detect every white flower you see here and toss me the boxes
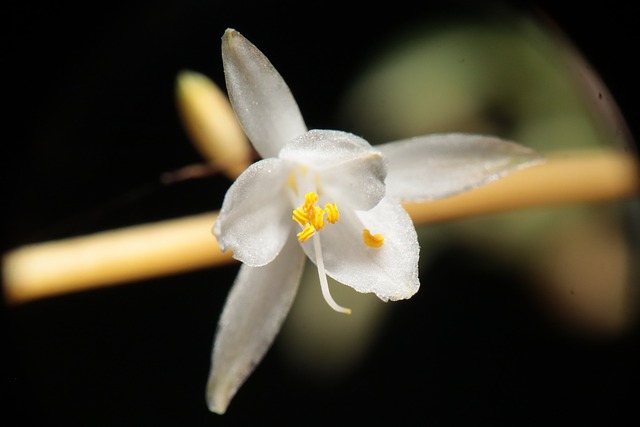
[207,28,542,414]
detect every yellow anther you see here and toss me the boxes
[293,192,339,242]
[297,224,316,242]
[304,192,318,208]
[363,229,384,248]
[325,203,339,224]
[311,206,325,231]
[292,208,310,226]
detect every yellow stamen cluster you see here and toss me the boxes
[292,192,339,242]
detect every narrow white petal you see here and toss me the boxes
[378,133,544,201]
[206,236,306,414]
[213,158,292,267]
[222,29,307,158]
[279,130,387,211]
[301,198,420,301]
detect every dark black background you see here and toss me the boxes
[4,1,639,426]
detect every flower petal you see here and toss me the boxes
[279,130,387,211]
[213,158,292,267]
[206,236,306,414]
[301,197,420,301]
[222,29,307,158]
[378,133,544,201]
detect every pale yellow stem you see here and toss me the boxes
[3,212,234,304]
[2,149,638,305]
[404,148,640,224]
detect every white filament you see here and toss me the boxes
[312,234,351,314]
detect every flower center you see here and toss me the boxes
[292,191,350,315]
[292,191,339,242]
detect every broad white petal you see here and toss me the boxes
[222,29,307,158]
[206,236,306,414]
[280,130,387,210]
[301,198,420,301]
[213,158,292,267]
[378,133,544,201]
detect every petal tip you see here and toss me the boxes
[377,280,420,302]
[222,28,242,46]
[211,219,222,242]
[223,27,238,37]
[206,385,231,415]
[206,366,240,415]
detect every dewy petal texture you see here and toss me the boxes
[378,133,544,201]
[206,236,306,414]
[214,158,292,267]
[222,29,307,158]
[280,130,387,211]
